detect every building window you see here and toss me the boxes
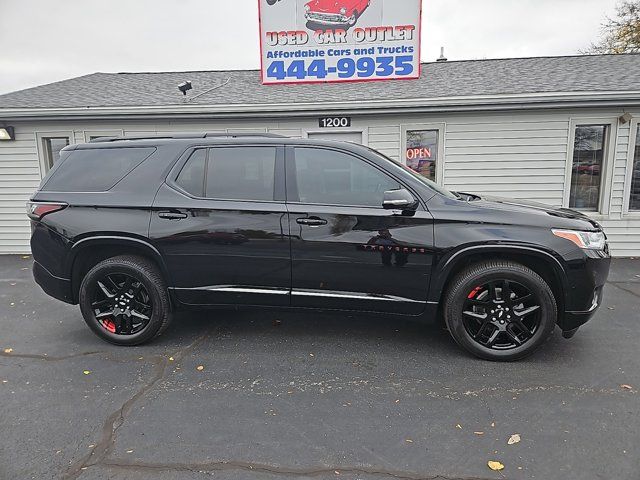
[42,137,70,171]
[405,130,439,182]
[569,125,608,211]
[630,125,640,211]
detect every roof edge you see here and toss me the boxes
[1,91,639,120]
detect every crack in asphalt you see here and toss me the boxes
[61,331,211,480]
[0,350,103,362]
[607,281,640,299]
[98,459,497,480]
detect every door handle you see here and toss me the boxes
[297,217,328,227]
[158,211,188,220]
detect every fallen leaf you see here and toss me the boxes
[83,370,91,375]
[3,348,13,353]
[126,449,134,453]
[334,471,340,475]
[405,439,413,443]
[621,384,633,390]
[196,365,204,371]
[474,431,484,435]
[455,424,462,429]
[309,353,314,357]
[607,307,615,310]
[488,460,504,471]
[168,356,174,361]
[508,434,521,445]
[491,422,496,427]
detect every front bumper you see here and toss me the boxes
[305,11,350,25]
[558,249,611,332]
[33,260,74,304]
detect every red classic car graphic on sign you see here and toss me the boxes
[305,0,371,27]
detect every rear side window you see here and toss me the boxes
[206,147,276,201]
[42,147,155,192]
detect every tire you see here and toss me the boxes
[79,255,172,346]
[443,260,557,361]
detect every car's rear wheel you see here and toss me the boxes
[444,260,557,361]
[79,255,171,346]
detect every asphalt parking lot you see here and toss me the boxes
[1,255,639,480]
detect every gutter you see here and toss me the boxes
[1,91,639,121]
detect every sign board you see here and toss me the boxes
[319,116,352,128]
[259,0,422,85]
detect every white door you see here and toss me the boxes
[307,131,363,144]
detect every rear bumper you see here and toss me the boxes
[33,260,75,304]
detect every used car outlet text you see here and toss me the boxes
[265,25,416,46]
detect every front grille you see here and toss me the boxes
[307,11,344,22]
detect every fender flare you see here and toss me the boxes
[66,235,172,290]
[428,244,568,304]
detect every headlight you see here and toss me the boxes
[340,7,347,14]
[305,4,310,11]
[552,229,606,250]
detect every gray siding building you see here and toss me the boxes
[0,54,639,255]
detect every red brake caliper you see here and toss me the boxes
[467,286,482,299]
[102,318,116,333]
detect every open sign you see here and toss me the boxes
[406,147,432,160]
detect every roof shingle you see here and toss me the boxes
[0,54,639,109]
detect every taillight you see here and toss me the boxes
[27,201,68,220]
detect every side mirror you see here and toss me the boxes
[382,189,418,210]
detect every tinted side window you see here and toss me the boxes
[42,147,155,192]
[205,147,276,201]
[293,148,401,207]
[175,149,207,196]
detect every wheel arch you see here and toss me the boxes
[66,236,171,303]
[430,245,568,316]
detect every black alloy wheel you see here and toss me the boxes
[462,280,541,350]
[79,255,172,346]
[444,260,557,361]
[92,273,153,335]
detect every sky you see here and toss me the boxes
[0,0,619,95]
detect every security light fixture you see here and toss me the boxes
[0,126,15,141]
[178,81,193,96]
[619,113,633,124]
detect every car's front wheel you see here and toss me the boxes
[79,255,172,346]
[444,260,557,361]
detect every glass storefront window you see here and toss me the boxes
[43,137,70,171]
[630,125,640,211]
[569,125,607,211]
[405,130,438,182]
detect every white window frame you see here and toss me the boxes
[35,131,74,177]
[400,123,446,185]
[82,129,124,143]
[563,118,618,216]
[623,118,640,216]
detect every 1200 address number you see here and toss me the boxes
[266,55,415,81]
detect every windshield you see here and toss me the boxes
[365,147,459,200]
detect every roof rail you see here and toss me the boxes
[89,132,286,143]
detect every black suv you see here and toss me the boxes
[28,133,610,361]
